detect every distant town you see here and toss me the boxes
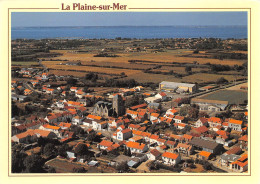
[11,38,248,174]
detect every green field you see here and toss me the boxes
[200,90,248,104]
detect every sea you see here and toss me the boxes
[11,26,247,40]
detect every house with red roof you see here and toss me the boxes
[42,73,48,80]
[70,87,78,92]
[150,113,160,121]
[126,109,138,119]
[116,128,132,141]
[40,124,61,136]
[174,122,186,130]
[125,141,148,154]
[162,152,181,165]
[165,140,177,149]
[110,119,124,128]
[195,117,208,128]
[149,134,160,144]
[238,135,248,149]
[230,154,248,172]
[72,116,85,125]
[165,108,178,116]
[155,92,167,101]
[173,116,185,124]
[93,120,108,130]
[228,119,243,132]
[198,151,212,160]
[147,149,162,160]
[11,129,56,143]
[175,143,194,156]
[98,140,114,150]
[58,122,72,130]
[208,117,223,131]
[190,126,209,136]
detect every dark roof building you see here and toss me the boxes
[190,137,223,154]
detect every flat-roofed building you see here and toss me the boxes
[159,81,197,93]
[191,98,228,111]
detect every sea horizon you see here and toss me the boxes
[11,25,248,40]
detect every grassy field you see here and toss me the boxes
[43,62,140,76]
[48,69,116,79]
[151,66,210,74]
[12,61,39,66]
[182,73,246,83]
[126,72,183,83]
[199,90,248,104]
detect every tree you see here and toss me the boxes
[116,162,129,172]
[127,148,132,157]
[185,66,192,73]
[58,143,70,157]
[43,143,56,157]
[83,86,89,93]
[47,167,56,173]
[216,77,228,84]
[198,112,209,118]
[74,143,89,156]
[72,167,86,173]
[179,97,190,104]
[123,147,128,156]
[12,151,27,173]
[23,154,45,173]
[67,77,77,85]
[232,113,245,120]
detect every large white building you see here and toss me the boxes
[159,81,197,93]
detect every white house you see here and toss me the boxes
[155,92,167,101]
[147,149,161,160]
[93,121,108,130]
[173,116,185,123]
[228,119,243,132]
[150,113,160,121]
[98,140,114,150]
[195,117,208,128]
[165,108,178,116]
[72,116,85,125]
[162,152,181,165]
[116,128,132,141]
[125,141,149,154]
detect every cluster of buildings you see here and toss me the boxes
[11,70,248,173]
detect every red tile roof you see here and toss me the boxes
[162,152,179,160]
[99,140,113,147]
[121,128,132,134]
[229,119,243,125]
[126,141,146,150]
[199,151,211,158]
[150,149,161,157]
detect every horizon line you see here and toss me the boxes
[11,25,247,28]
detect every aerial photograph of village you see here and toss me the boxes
[11,12,248,174]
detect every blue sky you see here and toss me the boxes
[11,12,247,27]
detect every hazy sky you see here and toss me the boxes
[12,12,247,27]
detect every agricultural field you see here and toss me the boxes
[126,72,183,83]
[151,66,210,74]
[12,61,39,66]
[48,49,246,66]
[225,82,248,91]
[12,38,248,85]
[182,73,247,83]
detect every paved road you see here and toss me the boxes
[23,82,43,94]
